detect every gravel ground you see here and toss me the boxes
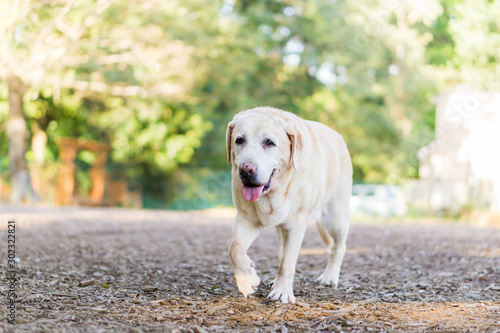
[0,205,499,332]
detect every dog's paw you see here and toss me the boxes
[234,265,260,298]
[268,288,296,304]
[267,279,295,304]
[315,273,339,288]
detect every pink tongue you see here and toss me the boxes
[241,185,265,202]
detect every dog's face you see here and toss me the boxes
[227,111,303,202]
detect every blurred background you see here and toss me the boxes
[0,0,499,224]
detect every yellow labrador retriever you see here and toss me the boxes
[227,107,353,303]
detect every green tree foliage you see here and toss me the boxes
[0,0,497,208]
[448,0,500,90]
[0,0,211,201]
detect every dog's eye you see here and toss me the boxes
[235,137,245,145]
[264,139,275,148]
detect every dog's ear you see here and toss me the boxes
[286,126,304,170]
[226,121,235,163]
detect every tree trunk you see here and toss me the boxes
[6,74,36,203]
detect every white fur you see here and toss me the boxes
[227,107,353,303]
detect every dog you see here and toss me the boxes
[226,107,353,303]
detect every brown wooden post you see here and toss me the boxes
[31,124,47,198]
[88,142,110,204]
[55,138,79,205]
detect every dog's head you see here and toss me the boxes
[226,107,304,202]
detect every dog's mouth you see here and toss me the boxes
[241,169,275,202]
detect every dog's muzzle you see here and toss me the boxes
[240,167,275,202]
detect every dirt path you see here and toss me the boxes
[1,205,499,332]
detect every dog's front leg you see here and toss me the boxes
[229,215,262,298]
[268,220,307,304]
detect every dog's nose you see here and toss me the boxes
[239,162,257,180]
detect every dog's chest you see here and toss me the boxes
[251,197,292,226]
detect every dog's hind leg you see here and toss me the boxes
[315,193,350,288]
[269,226,285,288]
[276,226,284,263]
[316,220,333,250]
